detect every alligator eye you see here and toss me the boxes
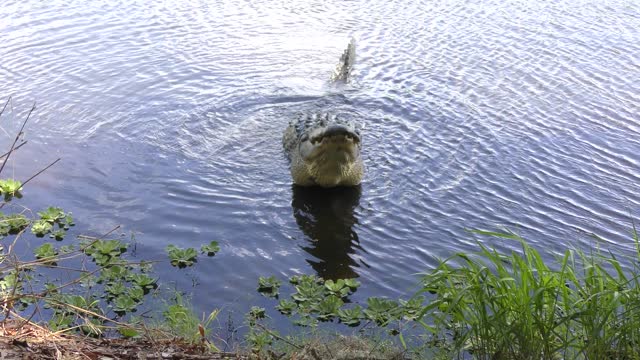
[300,134,309,142]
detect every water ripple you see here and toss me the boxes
[1,0,639,313]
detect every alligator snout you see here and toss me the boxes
[310,125,360,144]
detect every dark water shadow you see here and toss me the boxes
[291,185,365,279]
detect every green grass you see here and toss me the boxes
[418,229,640,359]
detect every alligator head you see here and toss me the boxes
[283,112,363,187]
[282,39,363,187]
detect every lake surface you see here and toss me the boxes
[2,0,639,321]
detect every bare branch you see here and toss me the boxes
[0,96,11,119]
[0,140,27,160]
[20,157,61,189]
[0,102,36,175]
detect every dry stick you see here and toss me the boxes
[0,141,27,160]
[0,102,35,176]
[17,265,48,332]
[0,226,123,271]
[16,245,146,332]
[24,258,159,297]
[1,253,28,321]
[323,342,335,359]
[20,157,61,189]
[0,156,61,210]
[33,296,131,329]
[79,225,122,243]
[255,323,303,350]
[3,225,121,328]
[0,228,31,321]
[5,226,29,266]
[0,97,11,119]
[19,225,126,278]
[3,247,94,272]
[7,310,63,340]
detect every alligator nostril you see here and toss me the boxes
[322,125,360,142]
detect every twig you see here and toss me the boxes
[30,296,130,328]
[323,342,335,359]
[77,225,122,243]
[6,224,29,261]
[0,96,10,119]
[255,323,303,350]
[0,141,26,160]
[0,102,35,175]
[20,157,61,189]
[16,272,46,332]
[7,310,62,340]
[2,256,28,321]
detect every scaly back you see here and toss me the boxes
[330,38,356,83]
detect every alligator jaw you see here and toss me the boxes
[309,124,360,145]
[300,124,360,162]
[293,123,362,187]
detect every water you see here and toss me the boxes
[1,0,639,321]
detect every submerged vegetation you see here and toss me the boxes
[2,99,640,359]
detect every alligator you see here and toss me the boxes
[282,39,364,188]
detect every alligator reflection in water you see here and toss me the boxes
[291,186,365,279]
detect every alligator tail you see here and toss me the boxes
[331,38,356,83]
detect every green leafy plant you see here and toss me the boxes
[248,306,266,321]
[38,207,64,223]
[160,294,220,351]
[343,278,360,290]
[31,220,53,237]
[200,241,220,256]
[113,295,138,315]
[363,297,402,326]
[50,229,66,241]
[105,282,127,300]
[0,213,29,235]
[275,299,296,316]
[314,295,344,321]
[128,273,157,293]
[400,296,425,321]
[166,245,198,268]
[0,179,22,200]
[338,305,364,327]
[127,287,145,302]
[45,294,104,336]
[324,279,351,298]
[33,243,58,265]
[98,265,129,284]
[35,207,74,238]
[292,280,325,305]
[289,274,323,286]
[118,326,140,338]
[254,274,366,331]
[82,239,128,266]
[257,276,281,298]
